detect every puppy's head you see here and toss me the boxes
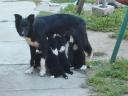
[14,14,35,37]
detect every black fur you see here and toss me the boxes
[68,42,85,69]
[14,14,92,70]
[56,35,73,75]
[46,35,71,79]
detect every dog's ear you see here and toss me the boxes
[14,14,22,21]
[27,14,35,24]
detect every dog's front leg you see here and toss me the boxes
[40,58,46,76]
[39,38,48,77]
[25,46,36,74]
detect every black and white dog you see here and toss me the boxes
[45,34,73,79]
[14,14,93,76]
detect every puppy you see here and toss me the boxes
[46,34,72,79]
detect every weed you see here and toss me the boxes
[62,4,128,39]
[86,59,128,96]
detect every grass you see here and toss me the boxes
[17,0,42,5]
[61,4,128,39]
[62,4,124,32]
[86,59,128,96]
[51,0,95,3]
[38,11,53,16]
[51,0,76,3]
[85,0,95,3]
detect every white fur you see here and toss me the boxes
[25,67,34,74]
[65,42,69,58]
[80,65,87,70]
[59,46,65,52]
[52,48,58,56]
[69,36,74,43]
[22,31,25,36]
[73,44,78,51]
[84,51,93,58]
[53,34,57,38]
[84,52,88,57]
[90,51,93,59]
[56,34,61,37]
[50,76,55,78]
[40,58,46,76]
[36,49,42,54]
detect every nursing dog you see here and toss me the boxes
[14,14,93,76]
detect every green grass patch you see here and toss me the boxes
[17,0,41,5]
[51,0,95,3]
[87,59,128,96]
[38,11,53,16]
[86,0,95,3]
[51,0,75,3]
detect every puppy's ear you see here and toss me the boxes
[14,14,22,20]
[27,14,35,24]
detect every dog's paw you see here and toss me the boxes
[50,75,55,78]
[39,70,46,77]
[25,67,34,74]
[80,65,87,70]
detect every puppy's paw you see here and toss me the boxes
[39,70,46,77]
[25,67,34,74]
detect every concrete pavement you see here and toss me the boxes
[0,64,89,96]
[0,1,90,96]
[0,0,128,96]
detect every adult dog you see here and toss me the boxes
[14,14,93,76]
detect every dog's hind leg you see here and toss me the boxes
[39,58,46,76]
[71,25,93,58]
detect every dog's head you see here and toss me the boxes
[14,14,35,37]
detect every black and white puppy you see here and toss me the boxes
[46,34,72,79]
